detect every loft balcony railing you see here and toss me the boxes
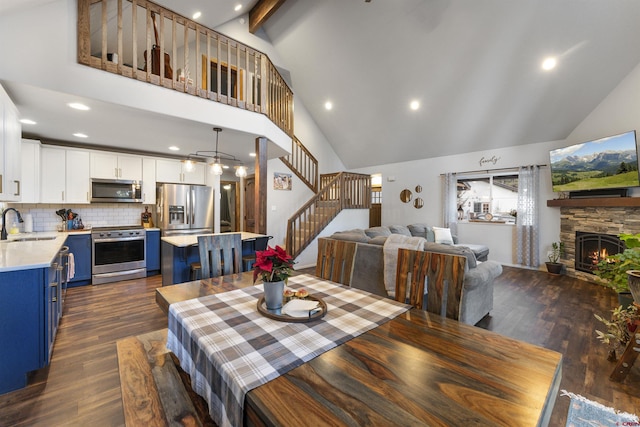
[77,0,294,137]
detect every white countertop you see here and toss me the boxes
[0,228,161,273]
[161,232,268,248]
[0,232,70,273]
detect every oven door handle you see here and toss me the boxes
[93,236,145,243]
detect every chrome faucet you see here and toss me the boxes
[1,208,23,240]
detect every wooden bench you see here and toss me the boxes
[116,329,209,426]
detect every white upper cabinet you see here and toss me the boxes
[20,139,41,204]
[41,146,90,204]
[0,85,22,202]
[142,157,156,204]
[90,152,142,181]
[155,158,205,185]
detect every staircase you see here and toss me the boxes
[285,172,371,259]
[279,136,318,193]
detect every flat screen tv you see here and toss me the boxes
[549,130,640,193]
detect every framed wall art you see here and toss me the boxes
[274,172,292,190]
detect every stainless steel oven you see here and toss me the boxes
[91,226,146,285]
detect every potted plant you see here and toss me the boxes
[545,241,565,274]
[594,303,640,361]
[594,233,640,306]
[253,245,295,310]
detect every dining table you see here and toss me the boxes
[157,272,563,427]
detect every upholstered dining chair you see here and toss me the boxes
[395,248,466,321]
[198,233,243,278]
[315,237,358,286]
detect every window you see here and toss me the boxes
[457,174,518,223]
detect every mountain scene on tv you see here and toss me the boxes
[550,131,640,192]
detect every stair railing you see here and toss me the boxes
[280,136,318,193]
[286,172,371,258]
[77,0,294,137]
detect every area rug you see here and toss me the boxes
[562,390,639,427]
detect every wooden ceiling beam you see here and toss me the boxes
[249,0,287,34]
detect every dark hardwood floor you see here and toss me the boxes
[0,266,639,426]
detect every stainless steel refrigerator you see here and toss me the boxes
[157,183,214,236]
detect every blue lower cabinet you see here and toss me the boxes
[65,234,91,287]
[146,230,160,275]
[161,241,200,285]
[0,267,50,395]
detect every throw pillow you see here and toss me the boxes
[331,229,370,243]
[365,226,391,238]
[389,225,412,236]
[407,223,429,239]
[433,227,454,245]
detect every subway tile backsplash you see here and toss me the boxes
[2,203,156,232]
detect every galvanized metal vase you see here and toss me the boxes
[264,280,285,310]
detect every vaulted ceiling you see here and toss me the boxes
[3,0,640,170]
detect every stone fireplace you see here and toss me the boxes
[574,231,625,274]
[554,201,640,283]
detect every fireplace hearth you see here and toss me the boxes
[575,232,625,274]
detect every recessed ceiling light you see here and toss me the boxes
[249,152,256,157]
[541,57,557,71]
[20,119,36,125]
[192,11,201,20]
[324,101,333,111]
[235,4,242,12]
[410,100,420,110]
[169,146,180,151]
[68,102,90,111]
[73,133,88,138]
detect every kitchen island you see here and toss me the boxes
[160,232,268,286]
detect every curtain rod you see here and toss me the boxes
[440,164,548,176]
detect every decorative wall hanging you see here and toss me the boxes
[274,172,292,190]
[400,189,412,203]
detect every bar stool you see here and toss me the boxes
[190,262,202,280]
[243,236,272,271]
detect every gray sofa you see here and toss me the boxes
[326,224,503,325]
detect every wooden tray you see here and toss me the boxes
[256,295,327,323]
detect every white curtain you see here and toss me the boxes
[516,166,540,267]
[443,173,458,236]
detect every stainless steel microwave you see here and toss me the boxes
[90,179,142,203]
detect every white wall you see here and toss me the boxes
[352,140,562,266]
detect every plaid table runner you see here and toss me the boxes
[166,274,410,427]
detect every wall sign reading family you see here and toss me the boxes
[274,172,292,190]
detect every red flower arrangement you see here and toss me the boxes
[253,245,295,283]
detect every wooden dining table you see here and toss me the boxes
[156,272,562,427]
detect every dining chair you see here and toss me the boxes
[242,236,273,271]
[395,248,466,320]
[315,237,358,286]
[198,233,243,278]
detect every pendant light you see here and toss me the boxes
[210,127,224,176]
[186,127,248,176]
